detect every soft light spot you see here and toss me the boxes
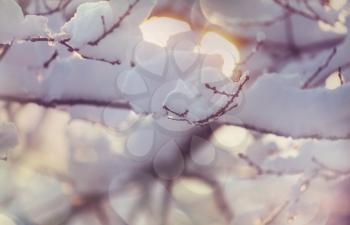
[300,184,308,192]
[172,178,213,201]
[198,32,240,77]
[140,17,240,77]
[213,125,248,150]
[318,20,347,34]
[329,0,347,10]
[325,71,342,90]
[140,17,191,47]
[0,215,16,225]
[253,218,263,225]
[177,178,212,195]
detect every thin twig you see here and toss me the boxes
[164,76,249,125]
[338,67,344,85]
[273,0,335,26]
[88,0,141,46]
[0,44,11,61]
[43,50,58,68]
[28,37,122,65]
[302,47,337,89]
[26,0,73,16]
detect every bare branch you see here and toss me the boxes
[312,157,350,179]
[236,40,264,66]
[164,76,249,125]
[273,0,336,26]
[160,181,173,225]
[302,47,337,89]
[88,0,141,46]
[28,37,123,65]
[26,0,73,16]
[260,201,290,225]
[43,50,58,68]
[338,67,344,86]
[238,153,299,176]
[183,170,234,222]
[0,95,131,110]
[227,13,290,27]
[0,44,11,61]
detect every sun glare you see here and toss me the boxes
[198,31,240,77]
[140,17,240,77]
[140,17,191,47]
[325,70,343,90]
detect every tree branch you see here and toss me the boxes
[0,95,131,110]
[302,47,337,89]
[87,0,141,46]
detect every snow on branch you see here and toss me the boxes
[300,31,350,88]
[27,35,124,66]
[272,0,340,25]
[23,0,73,16]
[0,94,131,110]
[164,76,250,125]
[87,0,141,46]
[225,73,350,140]
[62,0,155,47]
[302,47,337,89]
[0,0,48,43]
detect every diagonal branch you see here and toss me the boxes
[273,0,336,26]
[24,0,73,16]
[302,47,337,89]
[88,0,141,46]
[0,44,11,61]
[164,76,249,125]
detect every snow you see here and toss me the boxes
[228,73,350,139]
[62,0,155,47]
[43,57,123,101]
[0,0,349,224]
[59,0,157,67]
[62,1,115,47]
[263,140,350,172]
[0,0,48,43]
[198,0,347,47]
[118,35,242,122]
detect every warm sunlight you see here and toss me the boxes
[325,70,343,89]
[0,214,16,225]
[3,1,349,224]
[140,17,240,77]
[212,125,250,152]
[140,17,191,47]
[197,32,240,77]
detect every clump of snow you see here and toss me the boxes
[118,37,242,123]
[62,0,155,47]
[0,0,48,43]
[231,73,350,139]
[61,0,155,65]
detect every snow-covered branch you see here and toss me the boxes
[225,73,350,140]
